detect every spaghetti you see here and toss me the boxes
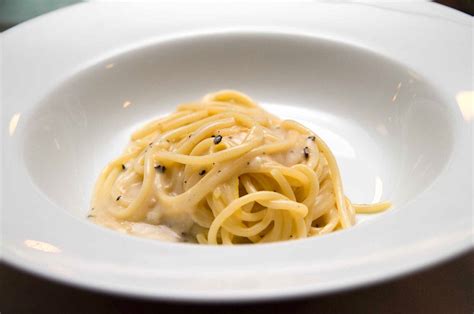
[90,90,390,244]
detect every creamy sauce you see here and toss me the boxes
[90,125,316,242]
[89,208,182,242]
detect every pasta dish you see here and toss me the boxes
[90,90,390,244]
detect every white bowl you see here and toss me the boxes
[2,1,472,302]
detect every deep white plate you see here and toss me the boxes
[2,1,472,302]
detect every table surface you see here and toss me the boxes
[1,1,472,313]
[1,251,472,313]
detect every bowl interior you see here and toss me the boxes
[22,32,454,225]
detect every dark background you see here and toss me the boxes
[1,1,472,313]
[435,0,474,13]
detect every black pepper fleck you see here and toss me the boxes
[211,135,216,138]
[87,214,95,218]
[199,169,206,176]
[155,165,166,173]
[303,146,309,159]
[307,135,316,141]
[213,135,222,144]
[116,195,122,201]
[304,147,310,159]
[121,164,126,170]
